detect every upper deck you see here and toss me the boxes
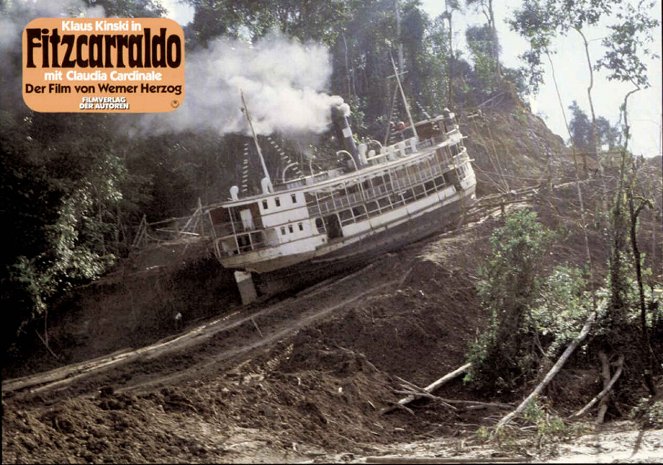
[212,123,465,211]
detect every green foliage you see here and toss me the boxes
[568,101,592,151]
[531,258,660,361]
[522,399,584,445]
[185,0,356,47]
[508,0,559,93]
[466,24,500,93]
[466,209,553,394]
[531,266,592,357]
[600,258,661,327]
[595,0,659,89]
[0,111,133,348]
[478,399,584,450]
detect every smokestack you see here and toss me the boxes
[331,102,360,167]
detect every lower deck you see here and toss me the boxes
[217,173,476,273]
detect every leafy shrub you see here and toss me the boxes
[466,209,553,394]
[531,265,593,357]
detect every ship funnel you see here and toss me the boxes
[331,103,362,167]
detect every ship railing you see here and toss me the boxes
[417,134,447,149]
[216,229,268,256]
[210,220,261,238]
[307,160,450,217]
[366,151,390,165]
[236,235,266,254]
[314,190,365,216]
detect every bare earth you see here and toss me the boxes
[3,193,661,463]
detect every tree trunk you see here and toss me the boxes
[571,353,624,420]
[629,193,656,395]
[445,1,454,107]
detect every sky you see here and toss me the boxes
[161,0,662,158]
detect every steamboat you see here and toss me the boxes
[207,82,477,302]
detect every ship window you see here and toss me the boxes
[414,184,425,199]
[275,197,281,207]
[367,201,379,215]
[315,217,324,231]
[280,226,286,235]
[298,223,303,231]
[434,176,445,187]
[291,193,297,203]
[262,200,268,209]
[288,224,294,233]
[424,180,435,193]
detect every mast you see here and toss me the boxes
[390,52,418,140]
[240,90,272,191]
[395,0,405,73]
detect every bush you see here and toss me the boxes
[466,209,553,394]
[531,265,593,357]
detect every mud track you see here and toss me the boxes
[3,256,410,400]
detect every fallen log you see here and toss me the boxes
[446,399,512,410]
[495,312,596,430]
[393,389,511,410]
[393,389,457,410]
[395,375,423,392]
[571,354,624,420]
[382,363,471,414]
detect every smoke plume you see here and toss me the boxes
[142,32,344,136]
